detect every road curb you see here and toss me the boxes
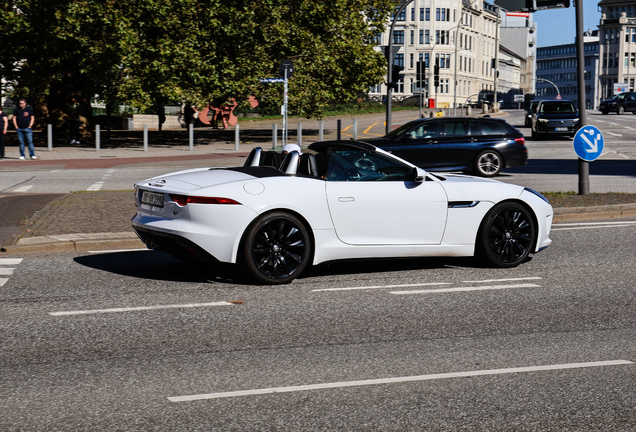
[1,232,145,254]
[552,203,636,223]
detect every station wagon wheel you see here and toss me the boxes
[477,202,536,268]
[617,105,625,115]
[474,150,502,177]
[241,212,311,284]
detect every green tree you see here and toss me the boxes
[0,0,394,127]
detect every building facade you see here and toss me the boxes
[535,36,600,109]
[598,0,636,99]
[370,0,502,108]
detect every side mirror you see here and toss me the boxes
[412,166,426,182]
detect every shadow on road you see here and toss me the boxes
[506,159,636,177]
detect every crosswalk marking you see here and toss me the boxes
[13,185,33,193]
[0,258,22,287]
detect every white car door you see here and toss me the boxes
[324,149,448,245]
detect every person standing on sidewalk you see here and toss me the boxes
[12,99,36,160]
[0,106,7,159]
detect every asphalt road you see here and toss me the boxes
[2,219,636,430]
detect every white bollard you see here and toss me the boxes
[297,122,302,147]
[47,124,53,151]
[143,124,148,151]
[189,124,194,151]
[96,125,100,151]
[353,118,357,141]
[235,124,240,151]
[272,124,278,149]
[319,120,324,142]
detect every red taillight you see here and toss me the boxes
[170,194,240,206]
[515,137,525,146]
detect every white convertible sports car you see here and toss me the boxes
[132,141,553,284]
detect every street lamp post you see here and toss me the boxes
[386,0,414,135]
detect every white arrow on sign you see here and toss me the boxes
[580,129,601,153]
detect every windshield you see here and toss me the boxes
[612,93,627,100]
[539,102,576,114]
[384,120,425,138]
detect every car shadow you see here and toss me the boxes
[73,251,245,285]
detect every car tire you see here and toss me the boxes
[531,128,537,139]
[601,110,609,115]
[617,106,625,115]
[474,150,503,177]
[476,201,536,268]
[240,211,311,284]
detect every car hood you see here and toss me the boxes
[435,173,525,202]
[600,98,619,104]
[137,168,256,192]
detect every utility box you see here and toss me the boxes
[123,116,134,131]
[428,98,436,109]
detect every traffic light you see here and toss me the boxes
[493,0,569,12]
[433,64,440,88]
[416,61,426,88]
[390,64,404,90]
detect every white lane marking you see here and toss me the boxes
[0,278,8,287]
[555,221,636,226]
[49,301,236,316]
[606,132,622,137]
[462,277,542,283]
[313,282,452,292]
[13,185,33,193]
[552,224,632,231]
[0,258,23,265]
[87,182,105,191]
[167,360,633,402]
[0,268,15,275]
[87,248,149,254]
[391,283,540,295]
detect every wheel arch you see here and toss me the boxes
[474,198,540,254]
[236,207,316,265]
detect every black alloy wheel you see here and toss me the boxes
[474,150,503,177]
[241,212,311,284]
[477,202,536,268]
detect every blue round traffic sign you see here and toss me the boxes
[573,125,604,162]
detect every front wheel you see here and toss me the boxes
[617,105,625,115]
[474,150,502,177]
[476,202,536,268]
[601,110,609,115]
[240,212,311,284]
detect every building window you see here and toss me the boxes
[425,30,430,44]
[410,30,414,44]
[426,8,430,21]
[411,8,415,21]
[445,54,451,68]
[419,30,424,44]
[631,52,636,67]
[425,52,430,67]
[394,30,404,45]
[395,9,406,21]
[410,53,414,68]
[394,54,404,68]
[436,8,440,21]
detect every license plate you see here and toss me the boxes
[141,190,164,208]
[555,127,568,131]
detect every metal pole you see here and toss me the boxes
[297,122,302,146]
[283,68,288,147]
[272,123,278,149]
[235,124,240,151]
[189,123,194,151]
[95,125,100,151]
[47,124,53,151]
[493,6,500,113]
[337,119,341,141]
[353,118,357,140]
[143,124,148,151]
[319,120,324,142]
[576,0,589,195]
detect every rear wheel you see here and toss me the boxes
[240,212,311,284]
[476,202,536,268]
[474,150,502,177]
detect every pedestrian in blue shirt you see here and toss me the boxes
[13,99,36,160]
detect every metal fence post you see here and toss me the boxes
[189,124,194,151]
[143,124,148,151]
[47,124,53,151]
[272,124,278,149]
[235,124,240,151]
[337,120,341,141]
[353,118,357,141]
[319,120,324,142]
[96,125,100,151]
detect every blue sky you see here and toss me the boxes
[533,1,602,47]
